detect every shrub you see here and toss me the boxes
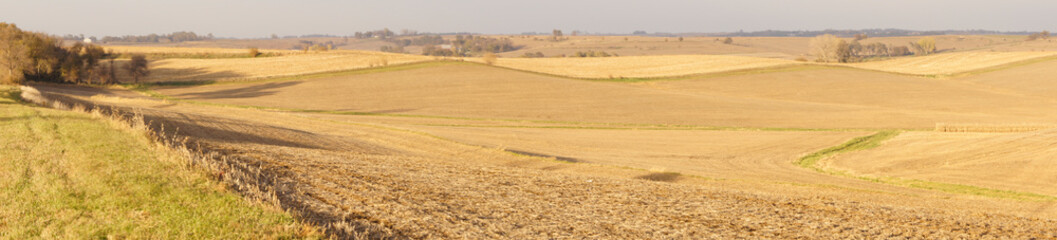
[422,45,455,56]
[125,54,150,83]
[379,45,405,53]
[570,50,614,58]
[95,59,116,84]
[1027,31,1050,41]
[310,44,329,52]
[521,52,545,58]
[890,46,911,56]
[722,37,733,44]
[248,47,260,58]
[482,52,497,65]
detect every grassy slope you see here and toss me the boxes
[0,86,316,239]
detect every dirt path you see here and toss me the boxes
[27,83,1057,239]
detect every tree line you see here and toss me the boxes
[420,35,517,57]
[1,23,149,85]
[97,31,213,43]
[810,34,931,63]
[353,29,396,39]
[387,35,446,47]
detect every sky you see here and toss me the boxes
[1,0,1054,38]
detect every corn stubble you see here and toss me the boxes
[27,84,1057,239]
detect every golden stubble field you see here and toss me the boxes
[827,129,1057,196]
[109,48,434,83]
[39,38,1057,237]
[154,63,1057,129]
[30,82,1057,238]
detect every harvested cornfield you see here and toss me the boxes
[20,40,1057,239]
[847,51,1057,76]
[30,84,1057,239]
[479,55,799,79]
[123,51,433,83]
[829,129,1057,197]
[155,63,1057,129]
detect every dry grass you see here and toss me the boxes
[473,54,798,79]
[5,86,320,238]
[846,51,1057,76]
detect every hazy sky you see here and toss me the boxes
[1,0,1054,38]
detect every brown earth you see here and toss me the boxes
[28,83,1057,239]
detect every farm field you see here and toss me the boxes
[110,49,434,83]
[827,129,1057,196]
[21,35,1057,238]
[960,58,1057,99]
[846,51,1057,76]
[482,54,798,79]
[28,81,1057,238]
[153,63,1057,129]
[12,0,1057,237]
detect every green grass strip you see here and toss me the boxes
[796,131,901,170]
[797,130,1057,201]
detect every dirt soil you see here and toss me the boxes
[28,83,1057,239]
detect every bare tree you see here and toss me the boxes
[810,34,841,62]
[81,44,106,84]
[125,54,150,83]
[909,37,936,55]
[890,46,911,56]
